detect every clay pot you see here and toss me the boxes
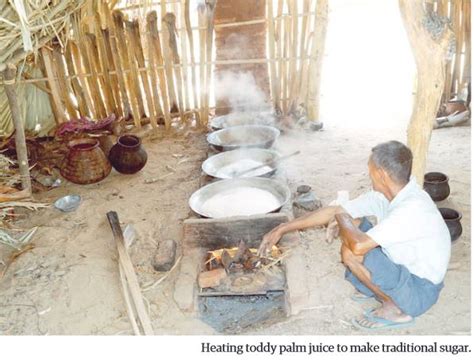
[439,208,463,243]
[61,138,112,184]
[423,172,450,202]
[108,135,147,174]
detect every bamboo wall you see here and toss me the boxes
[1,0,470,137]
[435,0,471,103]
[3,0,321,135]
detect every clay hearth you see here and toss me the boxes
[175,213,309,323]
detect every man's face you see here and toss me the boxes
[368,157,384,193]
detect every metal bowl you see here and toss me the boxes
[207,125,280,152]
[189,178,290,218]
[202,148,280,179]
[210,111,275,131]
[54,195,81,212]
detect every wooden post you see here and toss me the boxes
[2,64,32,194]
[399,0,454,184]
[307,0,328,123]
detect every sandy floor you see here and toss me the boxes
[0,123,470,335]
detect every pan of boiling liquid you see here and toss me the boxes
[202,148,280,179]
[189,178,291,218]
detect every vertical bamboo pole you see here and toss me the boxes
[85,33,116,116]
[202,0,216,126]
[126,19,158,128]
[95,20,122,117]
[198,3,207,125]
[2,64,31,193]
[282,15,290,114]
[179,0,190,111]
[267,0,280,112]
[78,36,107,119]
[296,0,311,105]
[69,41,97,119]
[64,42,90,117]
[145,19,165,122]
[102,4,132,119]
[287,0,299,113]
[100,28,124,118]
[147,11,172,129]
[185,0,199,112]
[163,13,185,122]
[52,48,79,120]
[307,0,328,123]
[113,10,143,127]
[40,48,66,123]
[275,0,284,112]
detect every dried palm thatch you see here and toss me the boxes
[0,0,86,71]
[0,0,88,138]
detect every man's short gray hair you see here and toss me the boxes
[371,141,413,184]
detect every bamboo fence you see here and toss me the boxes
[435,0,471,103]
[0,0,326,136]
[0,0,470,137]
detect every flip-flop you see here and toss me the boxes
[351,316,415,331]
[350,292,374,303]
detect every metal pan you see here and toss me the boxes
[189,177,290,218]
[202,148,280,179]
[207,125,280,152]
[210,111,276,131]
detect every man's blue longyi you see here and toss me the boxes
[344,218,444,317]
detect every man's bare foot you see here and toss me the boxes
[369,301,413,323]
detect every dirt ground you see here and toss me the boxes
[0,123,470,335]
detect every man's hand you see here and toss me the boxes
[257,224,284,257]
[326,219,339,244]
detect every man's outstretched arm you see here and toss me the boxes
[257,205,346,256]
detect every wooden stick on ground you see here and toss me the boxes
[147,11,172,129]
[107,211,154,336]
[2,64,32,193]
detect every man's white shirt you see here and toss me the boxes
[342,177,451,284]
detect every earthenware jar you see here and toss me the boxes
[108,135,147,174]
[423,172,450,202]
[438,208,462,243]
[61,138,112,184]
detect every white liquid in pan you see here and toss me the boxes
[201,187,281,218]
[217,159,273,178]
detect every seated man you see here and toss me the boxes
[258,141,450,330]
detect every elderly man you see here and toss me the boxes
[258,141,451,330]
